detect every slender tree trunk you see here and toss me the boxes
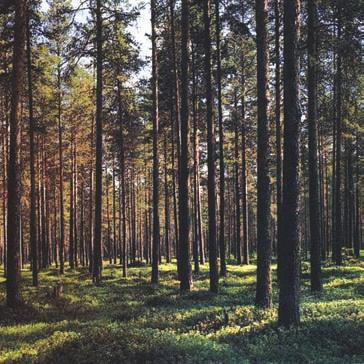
[307,0,322,292]
[2,107,8,277]
[112,157,117,264]
[26,9,38,286]
[203,0,218,293]
[179,0,192,292]
[41,138,48,268]
[215,0,226,277]
[354,132,360,257]
[93,0,103,284]
[234,95,241,265]
[192,51,200,273]
[333,2,343,265]
[275,0,283,276]
[151,0,160,286]
[7,0,26,307]
[53,182,58,268]
[88,118,94,273]
[255,0,272,308]
[169,0,180,274]
[74,138,78,267]
[164,133,170,263]
[106,174,112,264]
[69,136,75,269]
[80,177,85,266]
[57,58,64,275]
[241,72,249,265]
[117,82,127,277]
[278,0,301,327]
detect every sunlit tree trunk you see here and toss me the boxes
[26,8,38,286]
[7,0,26,307]
[93,0,103,284]
[151,0,160,286]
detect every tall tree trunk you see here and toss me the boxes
[73,138,78,267]
[106,174,111,264]
[26,8,38,286]
[169,0,180,275]
[234,94,241,265]
[307,0,322,292]
[88,118,94,273]
[112,157,117,264]
[53,182,58,268]
[57,58,64,275]
[151,0,160,286]
[278,0,301,327]
[255,0,271,308]
[7,0,26,307]
[179,0,192,292]
[80,177,85,266]
[41,138,48,268]
[333,2,343,265]
[69,136,75,269]
[2,106,8,277]
[117,82,127,277]
[215,0,226,277]
[191,51,200,273]
[241,71,249,265]
[275,0,282,275]
[164,133,170,263]
[203,0,218,293]
[93,0,103,284]
[355,136,360,257]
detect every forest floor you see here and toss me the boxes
[0,255,363,364]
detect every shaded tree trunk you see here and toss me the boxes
[278,0,301,327]
[307,0,322,292]
[234,94,241,265]
[333,2,343,265]
[275,0,282,274]
[69,136,75,269]
[151,0,160,286]
[203,0,218,293]
[255,0,272,308]
[88,124,94,273]
[192,50,199,273]
[118,81,127,277]
[164,133,170,263]
[179,0,192,292]
[241,71,249,265]
[354,132,360,257]
[215,0,226,277]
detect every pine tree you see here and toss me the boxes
[6,0,26,308]
[278,0,301,327]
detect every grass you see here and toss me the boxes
[0,255,363,363]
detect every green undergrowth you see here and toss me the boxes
[0,256,363,363]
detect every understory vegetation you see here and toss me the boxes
[1,257,363,364]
